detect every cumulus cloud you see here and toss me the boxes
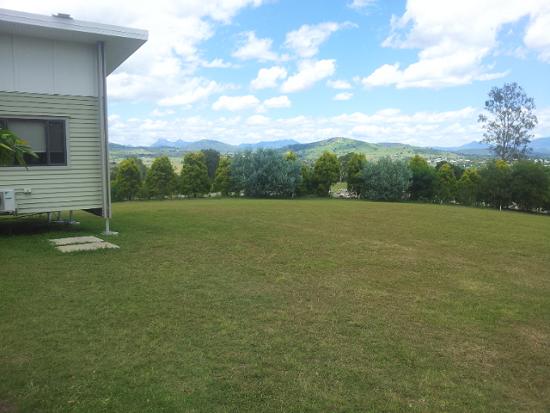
[232,31,279,61]
[284,22,356,59]
[327,79,352,90]
[348,0,377,10]
[212,95,261,111]
[251,66,288,89]
[108,105,550,148]
[361,0,550,89]
[263,96,292,109]
[334,92,353,101]
[281,59,336,93]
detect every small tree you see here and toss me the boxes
[478,160,512,210]
[297,163,316,196]
[478,82,537,161]
[201,149,220,182]
[113,158,143,201]
[181,152,210,197]
[360,157,411,201]
[213,156,233,196]
[0,128,37,166]
[409,155,437,201]
[313,151,340,196]
[510,160,550,211]
[457,168,481,206]
[145,156,177,199]
[345,152,366,196]
[435,163,457,203]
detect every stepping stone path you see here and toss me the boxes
[49,236,119,253]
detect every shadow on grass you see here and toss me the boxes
[0,216,85,236]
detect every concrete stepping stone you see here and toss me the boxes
[56,241,119,253]
[50,236,104,246]
[49,236,119,252]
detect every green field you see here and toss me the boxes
[1,199,549,412]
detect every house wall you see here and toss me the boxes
[0,33,98,97]
[0,91,103,214]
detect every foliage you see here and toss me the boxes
[409,155,437,200]
[181,152,210,197]
[297,163,316,196]
[457,168,481,206]
[478,82,537,161]
[478,160,512,209]
[0,128,38,166]
[201,149,221,181]
[510,160,550,211]
[435,163,457,203]
[231,149,302,198]
[213,156,233,195]
[360,157,411,201]
[145,156,177,199]
[313,151,340,196]
[112,158,143,201]
[345,152,366,196]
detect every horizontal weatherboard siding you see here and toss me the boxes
[0,91,103,214]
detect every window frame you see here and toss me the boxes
[0,116,70,169]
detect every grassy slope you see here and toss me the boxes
[1,200,549,412]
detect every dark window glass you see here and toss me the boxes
[47,121,66,165]
[0,118,67,167]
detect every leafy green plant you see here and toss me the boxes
[0,128,38,166]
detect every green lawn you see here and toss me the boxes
[1,199,549,412]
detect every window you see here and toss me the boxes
[0,118,67,166]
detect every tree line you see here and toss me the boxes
[110,149,550,213]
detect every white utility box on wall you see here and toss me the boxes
[0,188,16,213]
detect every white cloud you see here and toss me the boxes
[158,79,227,107]
[263,96,292,109]
[327,79,352,90]
[284,22,355,59]
[2,0,265,103]
[281,59,336,93]
[109,105,550,148]
[212,95,261,111]
[251,66,288,89]
[334,92,353,101]
[201,58,236,68]
[362,0,550,89]
[232,31,278,61]
[348,0,377,10]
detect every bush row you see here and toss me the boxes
[111,149,550,212]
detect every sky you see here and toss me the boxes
[2,0,550,147]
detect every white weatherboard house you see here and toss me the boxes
[0,9,147,231]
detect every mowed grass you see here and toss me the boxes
[1,199,549,412]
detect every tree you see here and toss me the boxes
[181,152,210,197]
[231,149,301,198]
[478,82,537,161]
[113,158,143,201]
[457,168,481,206]
[213,156,233,195]
[510,160,550,211]
[435,163,457,203]
[297,163,315,196]
[145,156,177,199]
[0,128,37,166]
[409,155,437,200]
[201,149,220,182]
[345,153,366,196]
[478,160,512,210]
[360,157,411,201]
[313,151,340,196]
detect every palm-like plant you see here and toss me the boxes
[0,128,38,166]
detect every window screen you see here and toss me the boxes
[0,118,67,166]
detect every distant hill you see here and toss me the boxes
[239,139,299,150]
[282,137,458,161]
[148,138,299,152]
[433,137,550,156]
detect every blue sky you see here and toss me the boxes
[4,0,550,146]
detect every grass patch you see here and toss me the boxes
[1,199,549,412]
